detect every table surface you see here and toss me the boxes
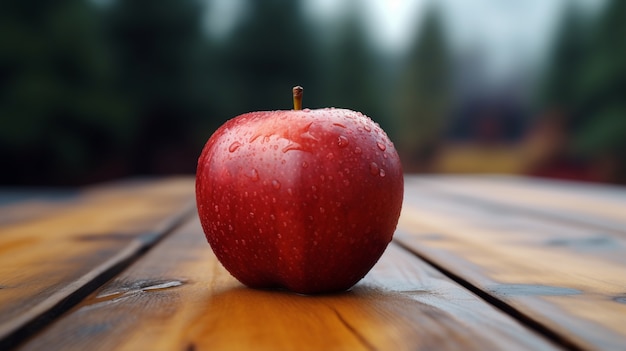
[1,175,625,351]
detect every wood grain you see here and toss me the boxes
[0,177,195,349]
[16,217,560,351]
[0,188,79,226]
[397,176,626,350]
[410,175,626,233]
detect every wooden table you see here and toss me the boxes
[1,175,625,351]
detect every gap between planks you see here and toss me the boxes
[397,177,626,351]
[393,237,585,351]
[0,201,196,351]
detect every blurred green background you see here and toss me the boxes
[1,0,624,186]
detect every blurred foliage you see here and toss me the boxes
[0,0,131,184]
[103,0,212,175]
[540,3,588,111]
[539,0,626,183]
[214,0,320,114]
[321,1,390,132]
[393,6,451,171]
[0,0,624,185]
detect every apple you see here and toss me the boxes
[196,86,403,294]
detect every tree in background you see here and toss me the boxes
[103,0,213,175]
[215,0,321,115]
[539,3,589,114]
[0,0,391,185]
[527,2,591,180]
[537,0,626,183]
[573,0,626,183]
[393,5,451,171]
[0,0,130,185]
[320,1,390,131]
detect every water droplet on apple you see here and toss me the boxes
[333,123,346,128]
[319,207,325,213]
[364,125,372,132]
[249,134,261,143]
[354,147,362,154]
[369,162,379,176]
[327,152,334,160]
[303,108,311,112]
[337,135,349,148]
[228,225,233,231]
[287,188,293,195]
[282,142,303,153]
[311,185,317,192]
[302,161,309,168]
[277,233,282,239]
[377,142,387,151]
[249,212,255,218]
[247,168,260,181]
[270,214,276,220]
[214,205,219,212]
[379,168,386,177]
[228,141,242,153]
[272,179,281,189]
[343,179,350,186]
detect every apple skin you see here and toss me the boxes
[196,108,403,294]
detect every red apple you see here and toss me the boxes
[196,87,403,294]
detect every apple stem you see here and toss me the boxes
[292,86,303,110]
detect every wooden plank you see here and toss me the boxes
[410,175,626,233]
[15,217,561,351]
[0,188,80,226]
[396,178,626,351]
[0,177,195,349]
